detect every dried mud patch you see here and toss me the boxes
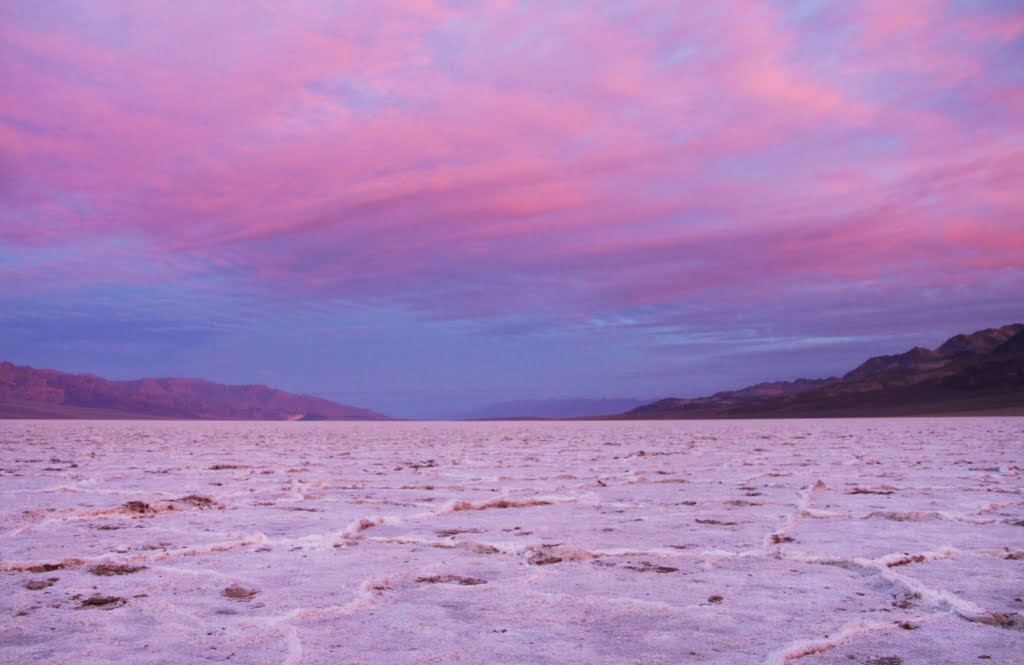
[10,559,84,574]
[885,554,926,568]
[77,595,126,610]
[975,613,1024,630]
[450,498,552,512]
[25,563,66,573]
[624,561,678,574]
[417,575,487,586]
[436,528,483,538]
[23,578,58,590]
[526,543,596,566]
[866,511,942,522]
[90,563,147,576]
[121,501,156,515]
[222,584,260,601]
[176,494,221,509]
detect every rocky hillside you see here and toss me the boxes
[623,323,1024,418]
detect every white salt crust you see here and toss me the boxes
[1,418,1022,664]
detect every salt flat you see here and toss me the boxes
[1,419,1022,664]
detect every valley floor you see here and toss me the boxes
[1,419,1022,664]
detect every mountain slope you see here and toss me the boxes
[621,323,1024,419]
[625,378,833,418]
[0,362,388,420]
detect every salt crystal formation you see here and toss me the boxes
[1,419,1022,664]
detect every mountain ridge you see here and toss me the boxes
[619,323,1024,419]
[0,361,388,421]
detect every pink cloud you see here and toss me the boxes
[1,0,1022,323]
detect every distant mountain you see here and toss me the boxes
[622,323,1024,419]
[0,362,388,421]
[463,397,648,420]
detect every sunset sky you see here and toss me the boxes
[2,1,1022,418]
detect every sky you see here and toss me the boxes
[1,0,1023,418]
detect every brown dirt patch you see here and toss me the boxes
[436,528,483,538]
[177,495,219,509]
[25,563,64,573]
[78,595,126,610]
[887,554,926,568]
[121,501,154,514]
[222,584,260,601]
[90,563,147,576]
[416,575,487,586]
[24,578,57,590]
[976,613,1023,630]
[625,561,678,574]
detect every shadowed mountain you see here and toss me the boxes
[621,323,1024,419]
[0,362,388,420]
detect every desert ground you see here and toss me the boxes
[1,419,1022,664]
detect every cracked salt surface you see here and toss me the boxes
[1,419,1022,664]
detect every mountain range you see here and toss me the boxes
[3,323,1021,421]
[0,362,387,421]
[620,323,1024,418]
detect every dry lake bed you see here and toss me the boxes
[1,419,1022,664]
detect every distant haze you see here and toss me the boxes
[461,398,649,420]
